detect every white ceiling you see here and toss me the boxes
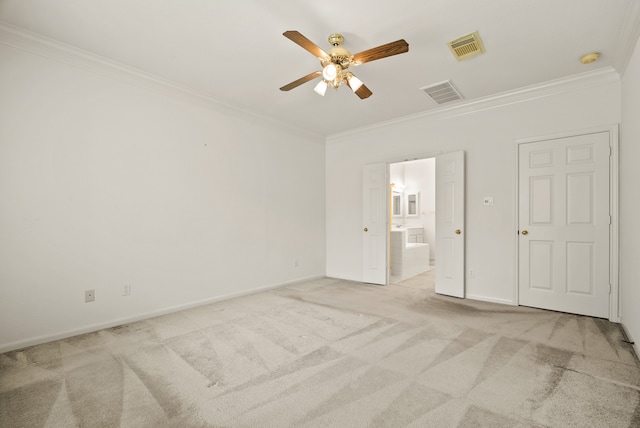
[1,0,639,137]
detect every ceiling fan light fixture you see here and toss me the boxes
[314,80,328,96]
[347,74,363,92]
[322,63,339,81]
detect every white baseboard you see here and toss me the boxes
[466,294,516,306]
[0,275,325,354]
[620,321,640,361]
[324,272,361,283]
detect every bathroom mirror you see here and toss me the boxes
[406,192,419,216]
[392,194,402,216]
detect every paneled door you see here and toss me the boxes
[363,163,388,285]
[518,131,610,318]
[435,151,465,298]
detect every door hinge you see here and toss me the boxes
[609,215,612,225]
[609,146,612,157]
[609,283,612,294]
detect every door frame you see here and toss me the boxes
[514,124,619,322]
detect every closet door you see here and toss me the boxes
[518,131,610,318]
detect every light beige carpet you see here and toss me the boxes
[2,271,639,427]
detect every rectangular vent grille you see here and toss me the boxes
[448,31,485,61]
[420,80,463,105]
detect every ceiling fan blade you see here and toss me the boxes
[280,71,322,91]
[352,39,409,65]
[345,78,373,99]
[283,30,330,60]
[353,84,373,99]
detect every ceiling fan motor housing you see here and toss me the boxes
[323,34,353,69]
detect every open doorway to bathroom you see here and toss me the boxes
[389,158,436,284]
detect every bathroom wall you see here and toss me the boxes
[390,162,405,223]
[404,159,435,262]
[390,159,436,263]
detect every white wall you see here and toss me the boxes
[404,158,436,258]
[0,43,326,352]
[326,75,621,304]
[620,38,640,349]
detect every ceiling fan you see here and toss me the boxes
[279,31,409,99]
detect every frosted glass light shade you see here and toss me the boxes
[314,80,328,96]
[322,64,338,81]
[348,75,363,91]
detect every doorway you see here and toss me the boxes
[363,151,465,297]
[389,158,436,284]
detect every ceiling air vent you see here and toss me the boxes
[420,80,463,105]
[448,31,485,61]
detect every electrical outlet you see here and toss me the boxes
[469,269,476,278]
[294,259,299,267]
[85,289,95,302]
[122,284,131,296]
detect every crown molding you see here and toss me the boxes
[327,67,621,142]
[0,19,629,146]
[614,0,640,77]
[0,21,324,143]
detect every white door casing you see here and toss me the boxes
[363,163,388,285]
[435,151,465,297]
[518,131,610,318]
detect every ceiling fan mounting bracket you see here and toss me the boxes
[328,33,344,46]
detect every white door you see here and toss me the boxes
[435,151,465,297]
[518,132,610,318]
[363,163,388,285]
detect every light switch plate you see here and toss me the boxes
[483,196,494,205]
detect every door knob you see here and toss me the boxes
[455,229,461,235]
[364,227,368,232]
[522,230,528,235]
